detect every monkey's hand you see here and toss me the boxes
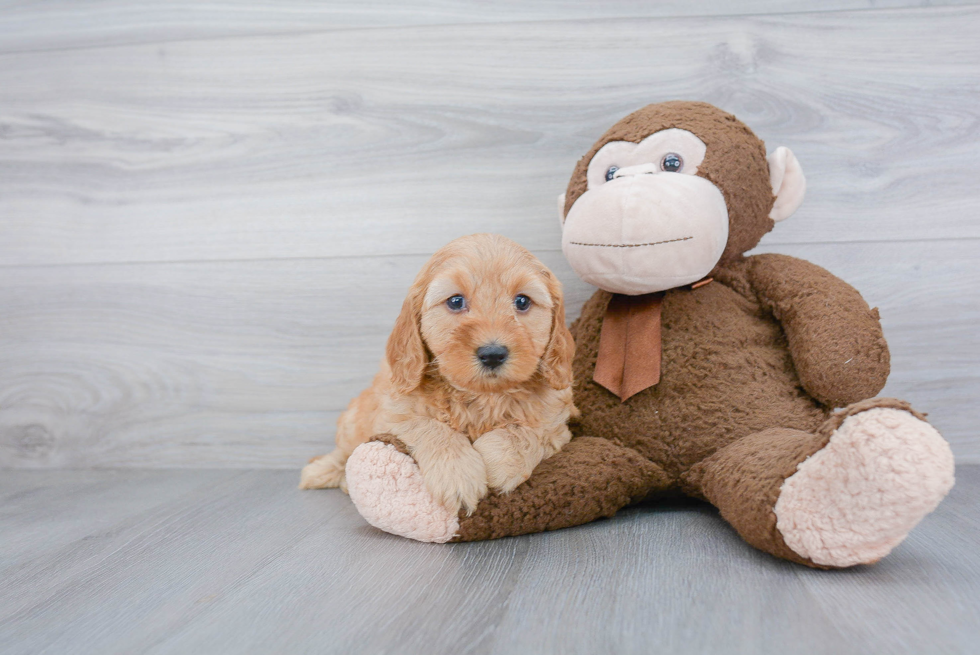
[747,253,890,407]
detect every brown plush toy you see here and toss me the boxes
[343,101,955,568]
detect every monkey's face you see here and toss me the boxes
[560,128,728,295]
[557,103,807,296]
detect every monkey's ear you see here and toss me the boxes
[557,193,567,225]
[767,147,806,222]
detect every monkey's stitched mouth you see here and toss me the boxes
[569,236,693,248]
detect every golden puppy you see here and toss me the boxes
[300,233,576,515]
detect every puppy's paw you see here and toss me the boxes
[417,446,488,516]
[473,429,535,494]
[299,450,347,490]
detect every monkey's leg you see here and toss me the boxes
[683,399,955,568]
[345,435,671,543]
[453,436,672,541]
[682,427,828,567]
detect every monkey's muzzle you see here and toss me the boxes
[561,173,729,295]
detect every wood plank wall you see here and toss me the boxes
[1,1,978,468]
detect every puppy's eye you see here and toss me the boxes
[446,295,466,312]
[514,294,531,312]
[604,166,619,182]
[661,153,683,172]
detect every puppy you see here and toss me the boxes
[300,233,576,515]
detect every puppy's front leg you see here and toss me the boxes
[474,425,566,494]
[397,419,488,516]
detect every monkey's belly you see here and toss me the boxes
[572,285,828,477]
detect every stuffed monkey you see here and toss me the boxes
[343,101,955,568]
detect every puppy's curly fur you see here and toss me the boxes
[300,234,577,515]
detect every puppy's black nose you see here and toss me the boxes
[477,344,509,370]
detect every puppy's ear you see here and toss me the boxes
[541,272,575,389]
[386,288,428,395]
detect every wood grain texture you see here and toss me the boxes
[2,1,977,54]
[0,467,977,654]
[798,467,980,655]
[0,469,242,571]
[0,3,977,469]
[1,7,979,267]
[0,240,976,468]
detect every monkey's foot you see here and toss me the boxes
[345,441,459,543]
[774,407,954,567]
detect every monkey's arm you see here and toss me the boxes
[746,253,890,407]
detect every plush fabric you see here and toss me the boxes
[453,437,671,541]
[766,146,806,222]
[748,254,891,406]
[563,101,775,262]
[592,292,664,400]
[562,172,730,294]
[584,128,708,188]
[774,406,955,566]
[346,438,459,544]
[344,101,955,568]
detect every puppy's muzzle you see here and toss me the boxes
[476,344,509,370]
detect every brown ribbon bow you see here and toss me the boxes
[593,279,712,402]
[593,293,664,401]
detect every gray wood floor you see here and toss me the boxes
[1,466,977,655]
[1,2,979,469]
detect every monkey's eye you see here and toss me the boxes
[661,153,683,172]
[604,166,619,182]
[514,294,531,312]
[446,295,467,312]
